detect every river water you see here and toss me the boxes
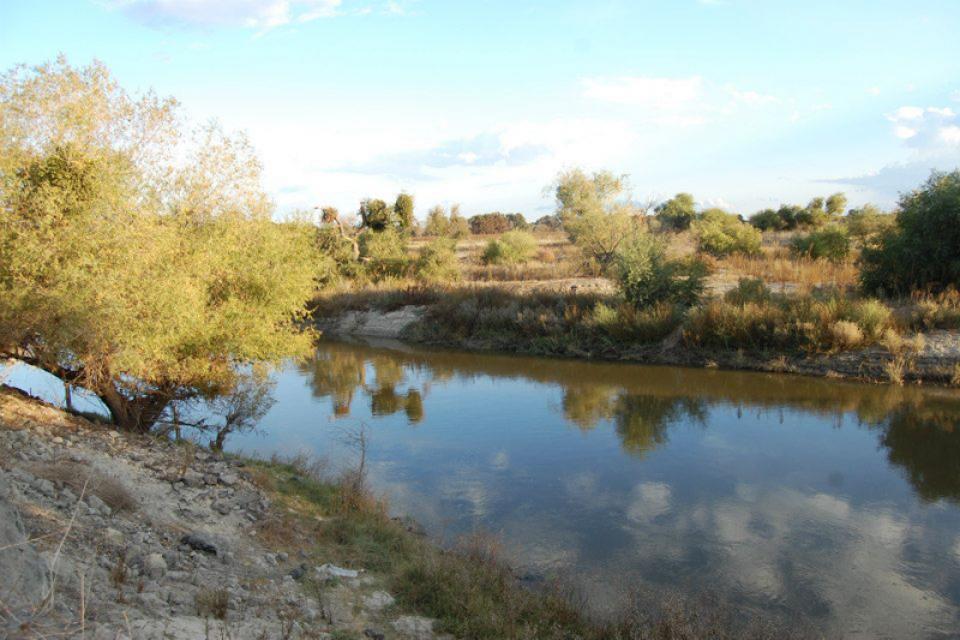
[7,339,960,638]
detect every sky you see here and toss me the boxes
[2,0,959,219]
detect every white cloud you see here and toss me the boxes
[867,86,881,96]
[887,105,960,150]
[626,482,672,522]
[109,0,345,29]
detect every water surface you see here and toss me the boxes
[224,339,960,639]
[8,340,960,638]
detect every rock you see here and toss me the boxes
[276,551,289,562]
[392,615,435,640]
[181,470,205,488]
[104,528,124,546]
[363,590,396,611]
[0,500,50,612]
[364,629,386,640]
[180,533,218,555]
[87,494,111,515]
[218,472,239,486]
[315,563,360,579]
[320,585,356,624]
[211,500,233,515]
[289,563,308,580]
[141,553,167,579]
[31,477,56,497]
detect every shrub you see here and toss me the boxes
[614,234,707,308]
[790,226,851,263]
[693,209,762,257]
[359,228,410,280]
[829,320,864,350]
[655,193,697,231]
[416,238,461,282]
[469,212,512,235]
[845,204,895,244]
[749,209,785,231]
[724,278,772,306]
[849,299,893,341]
[593,301,683,343]
[861,170,960,295]
[482,230,537,265]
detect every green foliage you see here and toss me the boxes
[724,278,772,306]
[424,205,450,236]
[790,226,851,263]
[359,198,393,231]
[826,192,848,217]
[655,193,697,231]
[692,209,762,257]
[394,192,415,230]
[448,204,470,238]
[614,234,707,308]
[482,230,537,265]
[750,197,842,231]
[685,289,895,352]
[359,227,410,280]
[0,58,318,432]
[553,168,640,268]
[416,238,461,282]
[861,171,960,295]
[845,204,895,244]
[316,226,362,284]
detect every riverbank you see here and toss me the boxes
[1,386,801,640]
[314,295,960,386]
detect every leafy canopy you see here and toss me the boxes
[0,57,319,431]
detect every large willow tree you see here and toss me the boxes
[0,57,319,432]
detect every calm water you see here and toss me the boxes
[8,340,960,638]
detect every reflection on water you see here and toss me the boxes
[233,339,960,639]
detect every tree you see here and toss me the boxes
[692,209,762,257]
[613,234,706,308]
[359,198,393,231]
[861,170,960,295]
[655,193,697,231]
[394,192,415,230]
[553,168,640,268]
[826,192,848,217]
[0,57,318,432]
[469,212,512,234]
[448,204,470,238]
[424,205,450,236]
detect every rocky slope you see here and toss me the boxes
[0,387,445,640]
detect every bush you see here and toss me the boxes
[416,238,461,282]
[790,226,850,263]
[693,209,762,257]
[749,209,785,231]
[861,170,960,295]
[614,234,707,308]
[724,278,772,306]
[481,230,537,265]
[469,212,512,235]
[359,228,410,280]
[845,204,895,244]
[655,193,697,231]
[592,301,683,343]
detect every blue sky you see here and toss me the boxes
[2,0,959,218]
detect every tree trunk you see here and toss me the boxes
[99,384,170,433]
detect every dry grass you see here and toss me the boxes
[196,588,229,620]
[714,247,859,293]
[29,460,137,513]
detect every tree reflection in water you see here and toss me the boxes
[303,339,960,503]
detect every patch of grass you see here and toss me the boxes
[30,460,137,512]
[196,587,229,620]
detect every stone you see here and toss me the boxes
[289,563,308,580]
[315,563,360,579]
[362,590,396,611]
[141,553,167,579]
[87,494,111,515]
[392,616,435,640]
[181,470,205,488]
[0,500,50,611]
[320,586,356,624]
[31,477,56,497]
[218,472,239,486]
[180,533,218,555]
[364,629,386,640]
[104,528,124,546]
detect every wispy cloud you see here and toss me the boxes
[886,105,960,150]
[107,0,355,30]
